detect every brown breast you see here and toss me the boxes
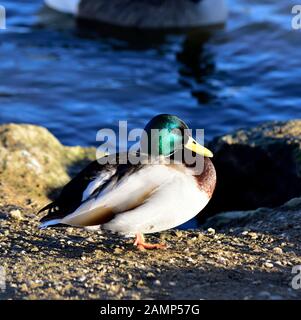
[190,157,217,198]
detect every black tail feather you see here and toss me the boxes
[38,202,54,214]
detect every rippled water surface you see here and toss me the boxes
[0,0,300,147]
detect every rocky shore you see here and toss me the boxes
[203,120,301,218]
[1,122,301,300]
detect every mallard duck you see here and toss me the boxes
[44,0,227,29]
[39,114,216,250]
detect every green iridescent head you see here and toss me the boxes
[141,114,213,158]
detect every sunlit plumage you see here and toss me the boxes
[39,115,216,250]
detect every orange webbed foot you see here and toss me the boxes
[134,233,166,251]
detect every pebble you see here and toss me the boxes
[264,262,274,268]
[207,228,216,235]
[137,280,144,287]
[146,272,156,279]
[248,232,258,240]
[273,247,283,254]
[175,231,183,238]
[187,239,196,246]
[66,227,73,233]
[20,283,28,292]
[114,248,123,254]
[198,233,205,240]
[10,209,23,221]
[218,257,227,265]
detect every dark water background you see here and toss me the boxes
[1,0,301,148]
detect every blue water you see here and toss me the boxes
[0,0,301,148]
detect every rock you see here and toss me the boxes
[263,262,274,268]
[248,232,258,240]
[284,197,301,210]
[146,272,156,279]
[273,247,283,254]
[203,195,301,238]
[174,230,183,238]
[137,280,145,287]
[207,228,216,235]
[0,124,95,207]
[201,120,301,219]
[240,231,258,240]
[154,280,161,286]
[9,209,23,221]
[114,248,123,254]
[202,208,266,229]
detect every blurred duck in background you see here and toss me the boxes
[44,0,227,29]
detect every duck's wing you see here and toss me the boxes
[40,153,178,229]
[39,154,120,225]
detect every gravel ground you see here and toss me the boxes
[1,202,301,300]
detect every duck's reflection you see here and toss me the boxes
[177,28,223,105]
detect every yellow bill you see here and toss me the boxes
[184,136,213,158]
